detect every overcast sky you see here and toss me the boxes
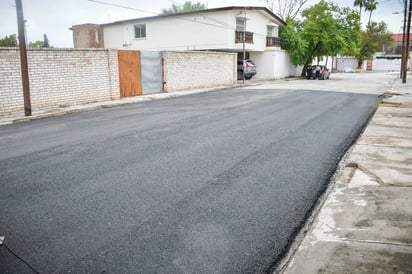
[0,0,404,47]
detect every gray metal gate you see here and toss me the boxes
[140,51,162,95]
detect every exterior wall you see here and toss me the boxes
[71,24,104,48]
[0,48,24,114]
[336,57,360,71]
[162,51,237,92]
[103,8,283,52]
[372,57,402,71]
[235,9,278,52]
[104,11,234,51]
[251,50,299,79]
[0,48,119,116]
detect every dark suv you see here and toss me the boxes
[237,59,257,80]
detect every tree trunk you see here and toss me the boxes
[368,11,373,26]
[358,60,363,69]
[301,61,309,77]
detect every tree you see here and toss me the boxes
[364,0,378,26]
[355,21,394,68]
[28,33,52,48]
[280,0,361,75]
[264,0,310,20]
[0,34,18,47]
[353,0,365,18]
[43,34,50,48]
[279,18,309,65]
[161,1,206,15]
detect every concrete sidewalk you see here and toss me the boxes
[278,78,412,273]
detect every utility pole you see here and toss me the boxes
[242,6,246,84]
[15,0,31,116]
[402,0,411,84]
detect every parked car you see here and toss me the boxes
[237,59,257,80]
[343,67,356,73]
[307,65,330,80]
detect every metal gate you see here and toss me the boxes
[141,51,163,95]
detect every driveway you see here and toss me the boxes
[245,71,396,94]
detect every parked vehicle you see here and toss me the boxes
[307,65,330,80]
[343,67,356,73]
[237,59,257,80]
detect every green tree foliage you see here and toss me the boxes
[28,40,46,48]
[279,18,308,65]
[279,0,361,72]
[0,34,18,47]
[161,1,206,15]
[355,21,394,68]
[28,34,52,48]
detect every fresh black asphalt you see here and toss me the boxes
[0,88,378,273]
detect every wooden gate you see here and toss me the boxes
[118,50,142,97]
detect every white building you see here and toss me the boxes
[72,6,298,79]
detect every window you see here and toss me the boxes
[236,18,245,31]
[267,26,274,37]
[134,24,146,39]
[267,25,279,37]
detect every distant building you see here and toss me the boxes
[70,23,104,48]
[383,33,411,55]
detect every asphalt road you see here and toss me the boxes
[0,88,378,273]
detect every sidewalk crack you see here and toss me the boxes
[345,162,385,185]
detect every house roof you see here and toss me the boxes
[100,6,286,27]
[392,33,412,42]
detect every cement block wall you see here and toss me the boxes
[162,51,237,92]
[0,48,119,116]
[0,49,238,116]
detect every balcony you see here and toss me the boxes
[266,37,281,47]
[235,31,254,44]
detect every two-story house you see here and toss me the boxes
[72,6,293,79]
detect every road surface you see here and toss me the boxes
[0,88,379,273]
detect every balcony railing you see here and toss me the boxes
[235,31,254,44]
[266,37,281,47]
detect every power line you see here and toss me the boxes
[88,0,158,15]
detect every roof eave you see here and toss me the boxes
[100,6,286,27]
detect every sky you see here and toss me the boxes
[0,0,405,48]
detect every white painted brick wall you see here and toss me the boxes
[0,48,24,114]
[162,51,236,92]
[0,48,120,116]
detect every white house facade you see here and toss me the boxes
[72,7,298,79]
